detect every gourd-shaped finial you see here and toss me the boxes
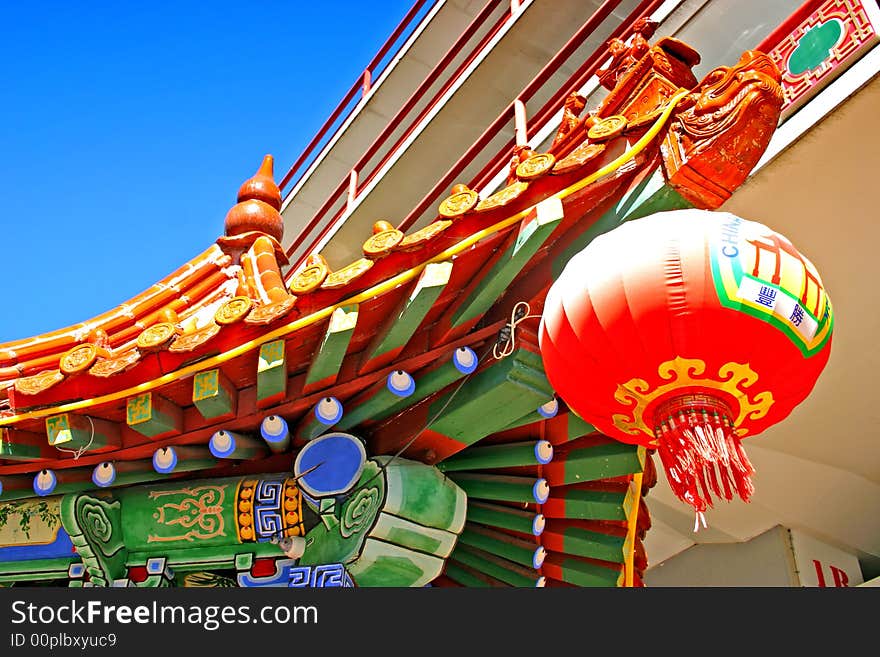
[224,155,284,241]
[237,154,282,209]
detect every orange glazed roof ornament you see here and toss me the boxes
[224,154,284,242]
[237,153,282,210]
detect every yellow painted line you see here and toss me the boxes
[624,471,645,588]
[554,89,688,204]
[0,92,687,429]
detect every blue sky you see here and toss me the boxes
[0,1,415,342]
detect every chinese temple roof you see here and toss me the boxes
[0,31,789,587]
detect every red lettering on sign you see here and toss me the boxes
[812,560,851,587]
[830,565,850,587]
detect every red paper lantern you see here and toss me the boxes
[539,209,833,518]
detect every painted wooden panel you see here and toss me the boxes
[303,305,358,394]
[44,414,120,453]
[192,369,237,420]
[126,392,183,439]
[256,339,287,407]
[359,262,453,374]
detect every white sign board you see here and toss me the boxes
[789,529,864,587]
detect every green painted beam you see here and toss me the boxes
[0,558,77,582]
[359,261,453,374]
[45,413,120,453]
[256,339,287,407]
[208,430,268,460]
[542,487,630,522]
[497,397,559,431]
[450,545,544,587]
[544,555,622,587]
[543,439,646,486]
[426,348,554,450]
[259,415,291,453]
[438,440,553,472]
[446,473,549,505]
[303,304,358,394]
[2,483,92,501]
[543,523,627,563]
[467,501,545,537]
[126,392,183,439]
[0,427,56,461]
[501,409,598,444]
[192,368,237,419]
[0,455,221,502]
[91,460,170,489]
[0,472,93,501]
[151,445,218,475]
[442,562,495,587]
[448,197,564,332]
[565,414,598,441]
[613,168,694,223]
[333,370,415,433]
[458,524,545,569]
[368,346,479,426]
[293,396,343,444]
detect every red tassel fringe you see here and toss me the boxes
[653,396,755,514]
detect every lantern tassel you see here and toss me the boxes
[654,396,756,523]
